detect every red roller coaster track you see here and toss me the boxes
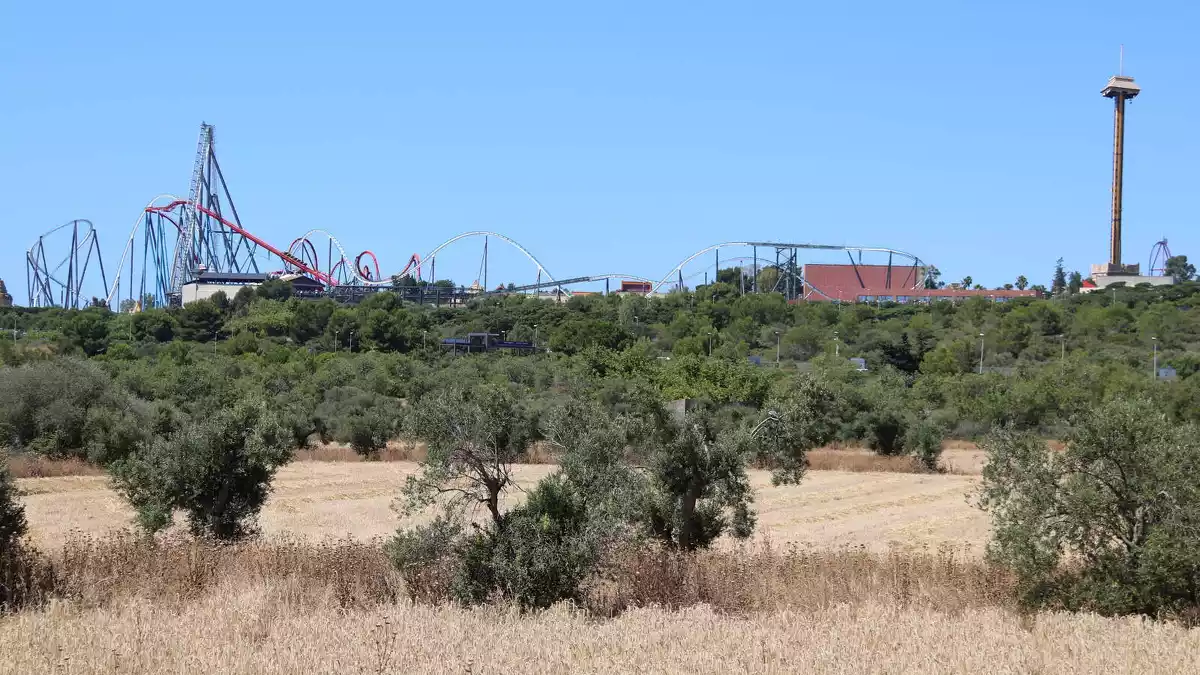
[146,200,338,285]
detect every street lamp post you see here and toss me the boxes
[1058,334,1066,376]
[978,332,985,374]
[775,330,781,366]
[335,330,340,352]
[349,331,355,352]
[533,324,539,347]
[707,332,713,357]
[422,330,427,348]
[834,330,839,357]
[1152,336,1158,380]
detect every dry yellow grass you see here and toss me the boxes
[2,580,1197,674]
[17,462,988,553]
[5,454,105,479]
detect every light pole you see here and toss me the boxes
[775,330,781,366]
[349,331,355,352]
[833,330,839,357]
[533,324,539,347]
[707,331,713,357]
[978,332,985,374]
[422,330,427,348]
[1058,334,1065,376]
[335,330,340,352]
[1152,336,1158,380]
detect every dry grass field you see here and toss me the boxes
[18,460,990,553]
[8,457,1196,673]
[3,580,1197,674]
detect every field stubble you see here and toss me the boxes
[1,536,1195,674]
[6,458,1197,673]
[17,460,990,553]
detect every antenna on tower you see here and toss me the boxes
[1119,44,1124,76]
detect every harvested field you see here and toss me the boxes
[2,581,1196,674]
[18,461,989,553]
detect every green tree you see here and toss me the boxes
[108,401,295,539]
[1067,271,1083,295]
[0,452,26,556]
[401,385,538,524]
[638,407,758,551]
[255,278,294,301]
[1164,255,1196,282]
[177,299,225,342]
[979,399,1200,617]
[756,266,781,293]
[1051,258,1067,295]
[1015,275,1029,290]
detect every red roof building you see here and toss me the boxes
[802,264,1039,303]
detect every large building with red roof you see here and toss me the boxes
[802,264,1039,304]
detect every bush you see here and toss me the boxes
[108,401,295,539]
[0,453,26,551]
[979,398,1200,619]
[314,387,401,458]
[486,474,604,610]
[2,451,54,613]
[384,514,463,603]
[0,358,135,460]
[904,418,945,472]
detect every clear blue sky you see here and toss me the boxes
[2,1,1197,300]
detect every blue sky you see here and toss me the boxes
[2,1,1197,300]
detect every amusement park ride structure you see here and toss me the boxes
[24,123,941,310]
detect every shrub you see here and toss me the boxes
[904,418,945,472]
[314,387,401,458]
[486,474,604,610]
[108,401,295,539]
[384,514,463,603]
[2,451,54,612]
[979,398,1200,619]
[0,453,26,551]
[0,358,135,460]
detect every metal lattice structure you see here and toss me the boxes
[1149,239,1172,276]
[25,220,109,308]
[26,123,938,310]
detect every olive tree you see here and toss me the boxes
[400,384,538,524]
[108,401,295,539]
[979,398,1200,617]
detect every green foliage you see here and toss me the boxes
[756,374,841,484]
[0,452,26,553]
[1164,255,1195,282]
[0,358,143,461]
[904,418,945,471]
[313,387,402,458]
[979,399,1200,618]
[640,408,756,551]
[401,384,539,523]
[108,401,295,539]
[384,513,464,603]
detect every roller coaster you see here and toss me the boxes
[24,124,931,310]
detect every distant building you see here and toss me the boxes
[0,279,12,308]
[802,264,1039,303]
[180,271,324,304]
[441,332,536,354]
[615,280,653,294]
